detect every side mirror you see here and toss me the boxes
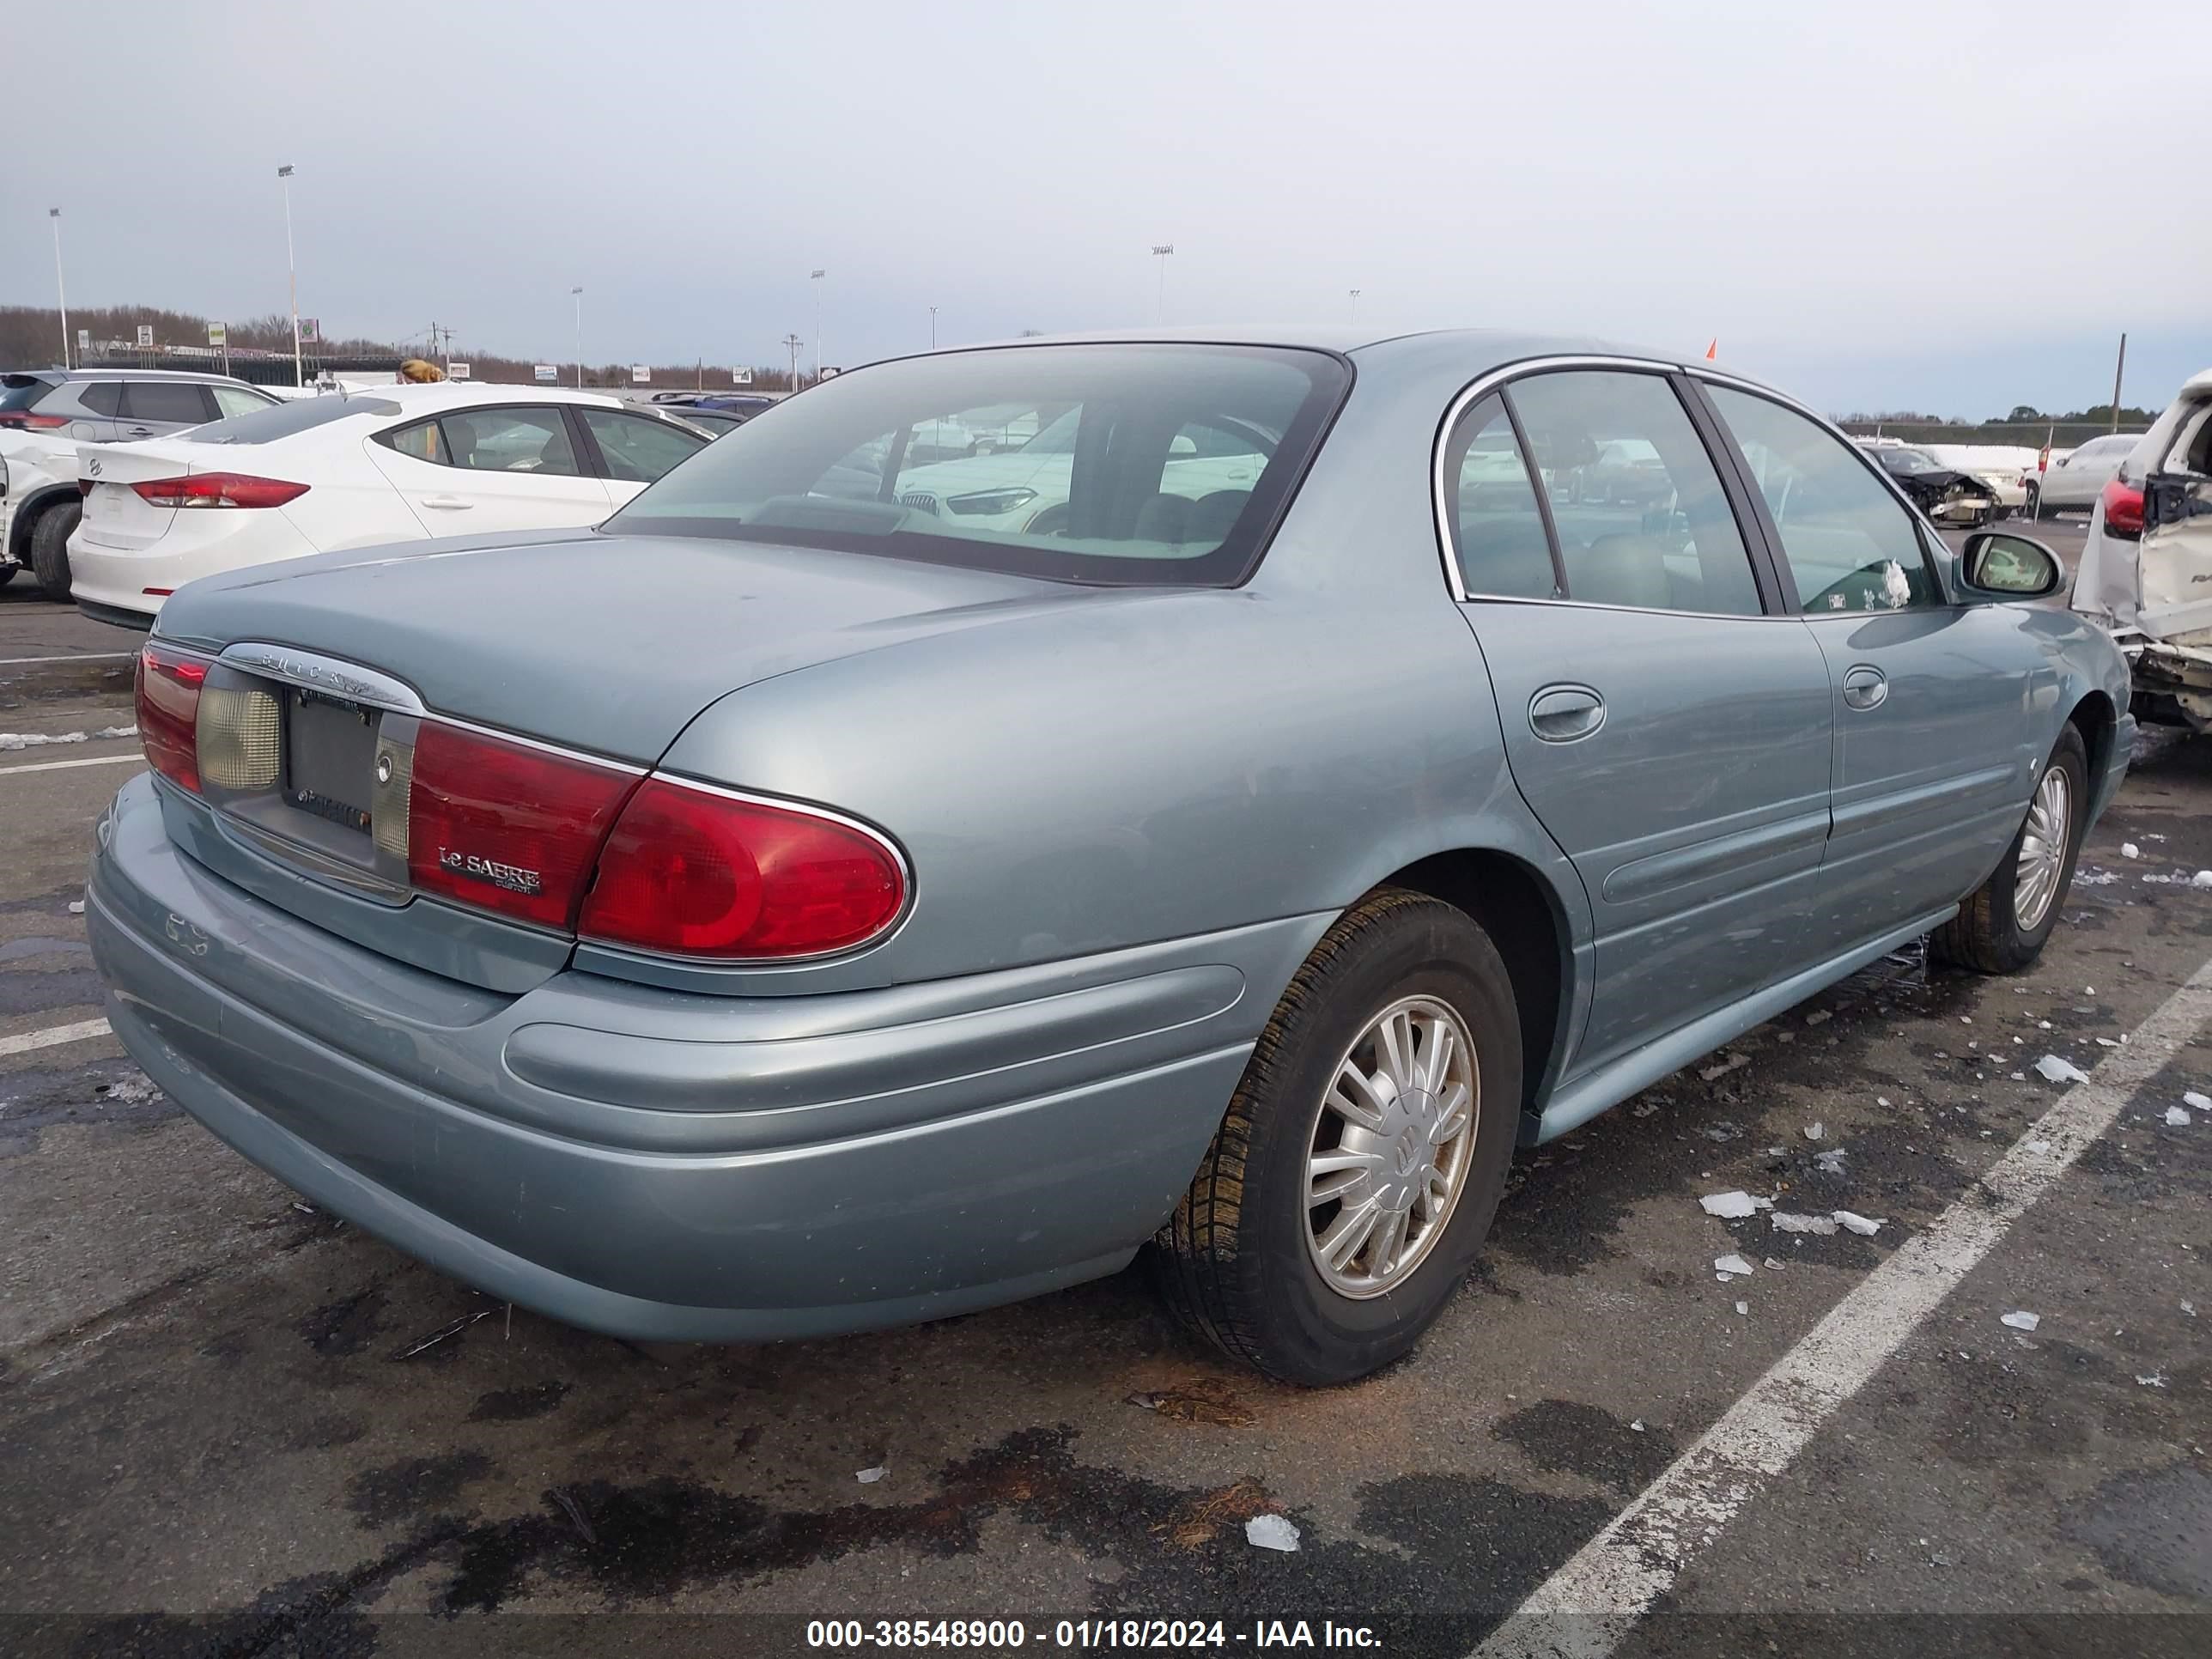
[1960,530,2063,600]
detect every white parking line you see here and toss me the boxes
[0,652,136,665]
[0,1018,114,1059]
[1475,955,2212,1659]
[0,753,144,777]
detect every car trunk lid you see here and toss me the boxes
[149,532,1093,990]
[76,440,207,551]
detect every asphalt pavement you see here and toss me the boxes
[1,519,2203,1658]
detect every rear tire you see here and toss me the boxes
[1152,887,1521,1385]
[1931,724,2087,975]
[30,502,79,602]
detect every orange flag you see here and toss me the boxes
[1705,339,1717,361]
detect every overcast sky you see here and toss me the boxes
[9,0,2209,416]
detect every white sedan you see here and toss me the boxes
[65,384,708,627]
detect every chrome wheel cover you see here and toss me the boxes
[1304,994,1478,1299]
[2014,765,2071,932]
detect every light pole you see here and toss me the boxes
[929,307,938,350]
[277,165,302,386]
[48,209,70,369]
[572,287,584,388]
[810,269,826,383]
[782,332,804,393]
[1349,289,1361,325]
[1152,244,1175,325]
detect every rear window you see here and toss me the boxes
[184,394,401,445]
[604,343,1351,586]
[0,377,56,413]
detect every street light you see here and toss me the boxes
[277,165,302,387]
[929,307,938,351]
[782,332,804,393]
[811,269,826,383]
[48,209,70,369]
[572,287,584,388]
[1152,244,1175,325]
[1349,289,1361,325]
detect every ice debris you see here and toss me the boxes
[1772,1212,1839,1235]
[1245,1514,1301,1553]
[2166,1106,2192,1127]
[2033,1054,2089,1085]
[1699,1191,1771,1218]
[2184,1091,2210,1110]
[2121,842,2142,859]
[1833,1211,1885,1237]
[1803,1121,1826,1141]
[2193,871,2212,889]
[1714,1254,1756,1278]
[856,1466,888,1484]
[2136,1373,2166,1389]
[1734,1300,1749,1316]
[2000,1310,2039,1332]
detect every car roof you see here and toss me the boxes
[305,381,625,410]
[5,367,265,387]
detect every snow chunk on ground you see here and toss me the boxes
[2033,1054,2089,1084]
[1714,1254,1755,1278]
[2000,1310,2039,1332]
[2184,1091,2210,1110]
[1771,1212,1839,1235]
[855,1466,887,1484]
[1245,1514,1300,1552]
[2166,1105,2192,1127]
[1699,1191,1771,1218]
[1833,1211,1885,1237]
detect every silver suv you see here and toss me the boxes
[0,368,276,441]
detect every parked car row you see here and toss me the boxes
[3,369,283,596]
[82,329,2130,1386]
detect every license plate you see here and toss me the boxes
[284,691,378,835]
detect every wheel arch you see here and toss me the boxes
[1372,847,1575,1133]
[2065,686,2117,785]
[7,483,82,566]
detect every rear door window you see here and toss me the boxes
[1507,369,1764,616]
[77,383,125,416]
[439,407,582,477]
[123,382,216,425]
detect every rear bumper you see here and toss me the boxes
[87,775,1304,1341]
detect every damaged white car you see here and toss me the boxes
[2073,368,2212,733]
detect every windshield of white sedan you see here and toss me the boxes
[604,343,1350,585]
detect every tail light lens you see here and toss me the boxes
[2100,476,2145,539]
[0,412,68,430]
[404,724,638,931]
[131,473,309,509]
[136,644,208,792]
[580,780,906,958]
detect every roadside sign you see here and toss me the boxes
[631,364,650,385]
[533,364,557,384]
[76,329,89,353]
[208,323,227,348]
[299,318,319,342]
[136,325,155,348]
[820,366,843,379]
[732,367,753,386]
[447,362,471,380]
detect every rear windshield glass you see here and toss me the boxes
[604,343,1350,586]
[183,394,401,445]
[0,377,56,412]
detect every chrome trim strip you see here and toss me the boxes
[218,643,428,714]
[425,714,647,775]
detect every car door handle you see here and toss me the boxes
[125,427,153,438]
[420,495,475,510]
[1529,684,1606,743]
[1842,665,1887,711]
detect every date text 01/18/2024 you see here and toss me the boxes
[805,1620,1383,1649]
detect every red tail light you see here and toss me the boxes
[580,780,906,958]
[131,473,309,509]
[136,644,208,793]
[2100,476,2144,539]
[405,724,638,931]
[0,412,68,429]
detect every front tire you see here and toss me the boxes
[1931,724,2087,974]
[30,502,79,601]
[1153,887,1521,1385]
